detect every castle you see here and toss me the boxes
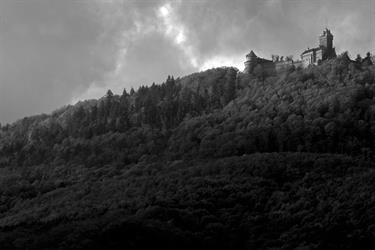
[301,28,336,67]
[244,28,337,74]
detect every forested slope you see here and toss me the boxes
[0,53,375,249]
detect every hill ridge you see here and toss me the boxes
[0,53,375,249]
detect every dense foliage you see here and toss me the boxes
[1,54,375,249]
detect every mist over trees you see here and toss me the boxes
[0,54,375,249]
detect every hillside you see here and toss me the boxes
[1,53,375,249]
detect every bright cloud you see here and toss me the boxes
[200,55,244,71]
[156,2,198,68]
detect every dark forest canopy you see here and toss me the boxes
[1,54,375,249]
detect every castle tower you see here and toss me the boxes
[319,28,333,50]
[244,50,258,73]
[319,28,336,60]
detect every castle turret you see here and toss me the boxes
[244,50,275,74]
[244,50,258,73]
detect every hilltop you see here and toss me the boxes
[0,53,375,249]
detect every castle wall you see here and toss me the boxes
[302,52,314,67]
[316,49,323,63]
[275,60,303,72]
[244,61,256,74]
[275,60,293,71]
[301,48,324,68]
[262,61,276,75]
[244,57,275,74]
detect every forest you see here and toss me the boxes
[0,52,375,249]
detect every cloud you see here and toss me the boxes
[156,2,198,68]
[73,0,201,102]
[0,0,374,123]
[0,0,111,123]
[72,1,191,102]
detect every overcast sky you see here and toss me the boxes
[0,0,374,124]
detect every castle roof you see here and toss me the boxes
[246,50,257,58]
[301,47,321,55]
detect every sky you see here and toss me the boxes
[0,0,374,124]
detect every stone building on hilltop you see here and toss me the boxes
[301,28,336,67]
[244,28,337,74]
